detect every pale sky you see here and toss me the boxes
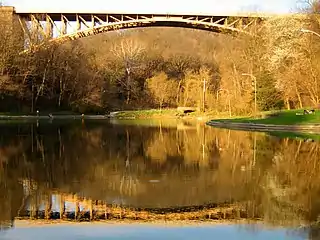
[4,0,300,15]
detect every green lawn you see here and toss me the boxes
[211,109,320,125]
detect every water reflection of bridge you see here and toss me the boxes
[15,176,248,221]
[1,121,320,240]
[17,190,246,222]
[0,121,252,228]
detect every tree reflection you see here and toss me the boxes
[0,120,320,238]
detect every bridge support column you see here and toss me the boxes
[0,7,24,54]
[61,15,67,36]
[76,14,81,31]
[46,15,53,38]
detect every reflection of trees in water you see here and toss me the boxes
[1,122,320,237]
[0,166,24,230]
[119,129,141,197]
[144,123,220,167]
[261,140,320,225]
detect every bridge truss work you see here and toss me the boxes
[15,11,261,48]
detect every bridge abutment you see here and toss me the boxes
[0,6,15,22]
[0,6,24,51]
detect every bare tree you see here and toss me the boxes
[111,38,145,104]
[260,16,308,108]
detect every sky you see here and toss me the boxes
[4,0,300,15]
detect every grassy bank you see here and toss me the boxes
[112,109,178,119]
[4,108,319,126]
[111,109,215,120]
[209,109,320,125]
[0,109,214,120]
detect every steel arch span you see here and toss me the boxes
[16,12,260,47]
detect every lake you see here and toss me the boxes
[0,119,318,239]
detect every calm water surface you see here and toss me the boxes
[0,119,319,239]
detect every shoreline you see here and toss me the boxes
[207,121,320,134]
[0,110,213,121]
[0,115,110,120]
[12,219,247,227]
[2,109,319,135]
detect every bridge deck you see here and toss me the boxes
[15,9,267,19]
[17,13,247,22]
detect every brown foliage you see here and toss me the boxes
[146,72,178,109]
[0,10,319,114]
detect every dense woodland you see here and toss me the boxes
[0,2,319,114]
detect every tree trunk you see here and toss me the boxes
[285,98,291,110]
[295,83,303,109]
[126,68,131,105]
[58,75,63,107]
[176,80,182,106]
[183,83,190,107]
[35,59,51,104]
[126,88,130,105]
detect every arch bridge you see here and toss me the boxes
[2,6,263,48]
